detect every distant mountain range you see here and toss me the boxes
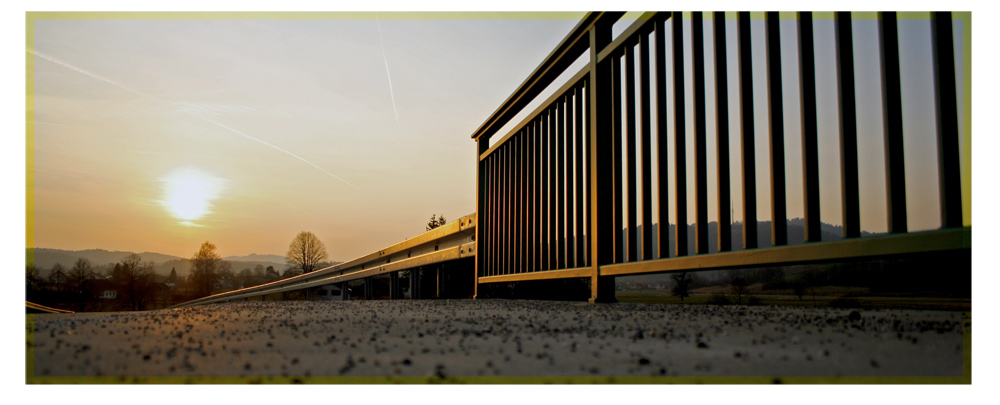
[27,219,874,279]
[27,248,291,278]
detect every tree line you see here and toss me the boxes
[26,231,330,312]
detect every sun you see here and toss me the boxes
[160,168,224,225]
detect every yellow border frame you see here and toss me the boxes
[25,11,972,385]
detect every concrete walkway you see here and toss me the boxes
[27,300,967,381]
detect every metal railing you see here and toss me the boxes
[472,12,970,302]
[171,213,476,308]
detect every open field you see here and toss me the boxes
[26,300,969,383]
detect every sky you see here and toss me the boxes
[16,6,975,266]
[26,12,587,260]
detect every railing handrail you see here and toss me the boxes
[469,12,624,141]
[170,213,476,308]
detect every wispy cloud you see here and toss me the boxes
[30,47,361,191]
[199,117,363,191]
[375,15,400,125]
[28,48,156,102]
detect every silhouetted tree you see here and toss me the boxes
[167,267,178,284]
[217,261,236,291]
[671,272,694,301]
[426,214,447,231]
[48,263,68,291]
[68,258,95,311]
[286,231,328,274]
[191,241,222,297]
[265,265,279,282]
[253,264,266,284]
[238,268,254,289]
[26,264,41,293]
[68,258,94,291]
[114,253,155,311]
[729,270,750,305]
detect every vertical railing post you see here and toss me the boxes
[625,43,638,262]
[673,11,689,257]
[765,11,787,246]
[798,11,821,243]
[390,272,399,299]
[737,11,758,249]
[410,268,420,299]
[714,11,733,252]
[692,12,709,254]
[878,11,908,233]
[930,11,963,229]
[835,11,861,238]
[639,29,653,261]
[655,17,670,259]
[589,15,616,303]
[474,137,488,298]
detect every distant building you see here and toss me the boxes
[314,284,345,301]
[47,269,68,291]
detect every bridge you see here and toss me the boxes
[173,11,970,308]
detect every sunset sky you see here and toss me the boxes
[26,12,588,260]
[22,8,972,263]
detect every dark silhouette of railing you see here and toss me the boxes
[174,11,970,308]
[471,11,970,303]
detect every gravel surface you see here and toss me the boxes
[27,300,966,378]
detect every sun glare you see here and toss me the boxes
[160,169,224,224]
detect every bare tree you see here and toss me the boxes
[48,263,68,291]
[671,272,694,301]
[115,253,155,311]
[191,241,222,297]
[286,231,328,274]
[67,258,95,310]
[68,257,95,292]
[728,270,750,305]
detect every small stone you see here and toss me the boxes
[697,342,709,349]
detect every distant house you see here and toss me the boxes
[314,284,345,301]
[86,279,118,300]
[47,269,68,291]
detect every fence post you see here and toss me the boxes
[389,272,400,299]
[474,135,488,298]
[588,15,616,303]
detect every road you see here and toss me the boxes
[27,300,968,382]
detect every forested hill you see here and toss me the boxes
[27,248,289,277]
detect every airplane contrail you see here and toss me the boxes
[199,117,363,191]
[375,15,400,125]
[29,47,362,191]
[28,48,156,102]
